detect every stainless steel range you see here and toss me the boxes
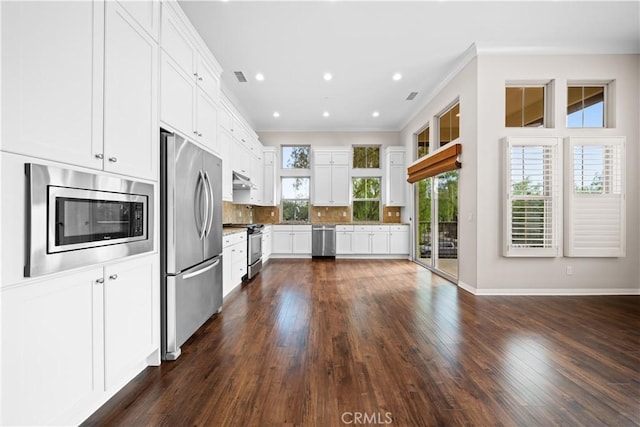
[224,224,263,280]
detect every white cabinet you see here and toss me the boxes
[1,1,102,170]
[220,129,234,201]
[1,254,158,426]
[232,136,251,177]
[103,1,159,180]
[1,268,104,426]
[336,225,354,254]
[223,232,246,297]
[1,1,159,181]
[262,226,272,262]
[263,148,277,206]
[116,0,160,40]
[160,3,221,153]
[103,256,157,390]
[312,149,350,206]
[272,225,312,255]
[385,147,406,206]
[389,225,410,255]
[351,225,389,254]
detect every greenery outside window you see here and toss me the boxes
[281,145,310,169]
[281,177,309,221]
[417,127,429,159]
[567,85,606,128]
[353,146,380,168]
[352,177,380,221]
[505,86,545,128]
[438,103,460,147]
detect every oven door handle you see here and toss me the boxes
[204,171,214,238]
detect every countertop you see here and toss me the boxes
[222,227,248,236]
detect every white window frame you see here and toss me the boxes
[352,177,382,222]
[281,145,310,170]
[280,176,310,222]
[503,137,562,257]
[436,100,460,148]
[564,136,625,257]
[352,145,381,169]
[505,80,554,128]
[566,82,609,128]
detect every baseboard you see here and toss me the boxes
[457,281,477,295]
[473,288,640,296]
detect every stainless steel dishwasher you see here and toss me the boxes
[312,224,336,257]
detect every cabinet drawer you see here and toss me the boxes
[371,225,389,232]
[223,231,246,247]
[336,225,354,232]
[353,225,372,232]
[389,225,409,232]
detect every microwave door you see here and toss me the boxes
[203,150,223,260]
[164,134,206,274]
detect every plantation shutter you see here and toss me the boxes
[504,137,561,257]
[565,136,625,257]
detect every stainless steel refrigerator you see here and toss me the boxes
[161,132,223,360]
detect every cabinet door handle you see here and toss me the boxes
[108,157,117,163]
[95,278,104,284]
[193,131,198,135]
[194,72,199,77]
[109,274,118,280]
[198,132,202,137]
[95,153,104,159]
[198,77,203,81]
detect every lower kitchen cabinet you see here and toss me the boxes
[103,256,158,390]
[389,225,410,254]
[272,225,312,255]
[0,254,159,426]
[336,225,409,257]
[336,225,354,254]
[223,232,247,297]
[262,225,272,262]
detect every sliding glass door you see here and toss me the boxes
[414,172,458,280]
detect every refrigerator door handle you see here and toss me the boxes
[182,258,220,280]
[197,170,209,240]
[204,171,214,238]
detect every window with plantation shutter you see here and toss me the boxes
[565,136,625,257]
[504,137,561,257]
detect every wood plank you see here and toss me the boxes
[82,260,640,426]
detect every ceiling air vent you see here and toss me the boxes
[406,92,418,101]
[234,71,247,83]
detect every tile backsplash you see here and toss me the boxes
[225,201,402,224]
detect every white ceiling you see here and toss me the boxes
[179,1,640,132]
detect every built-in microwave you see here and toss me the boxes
[25,163,154,277]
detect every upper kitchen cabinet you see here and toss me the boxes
[385,146,406,206]
[263,147,277,206]
[1,0,104,170]
[115,0,160,41]
[312,148,350,206]
[103,1,159,180]
[1,0,160,182]
[160,1,221,154]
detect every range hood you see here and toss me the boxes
[232,172,253,190]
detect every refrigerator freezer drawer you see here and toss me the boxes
[164,256,222,360]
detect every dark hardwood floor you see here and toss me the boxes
[83,259,640,426]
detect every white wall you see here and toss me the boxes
[258,131,400,149]
[400,58,479,290]
[476,54,639,294]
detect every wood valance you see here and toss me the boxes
[407,143,461,183]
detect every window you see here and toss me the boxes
[281,177,310,222]
[505,86,545,127]
[504,137,560,257]
[567,85,606,128]
[352,177,380,222]
[438,103,459,147]
[417,127,429,159]
[565,136,625,257]
[353,146,380,168]
[281,145,310,169]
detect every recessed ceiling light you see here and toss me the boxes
[323,111,330,118]
[323,72,333,81]
[372,111,380,117]
[273,112,280,118]
[392,73,402,81]
[255,73,265,81]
